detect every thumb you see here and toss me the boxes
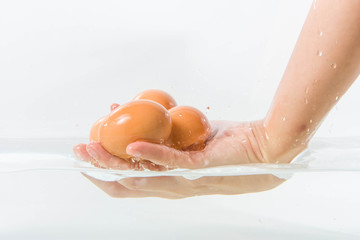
[126,142,206,169]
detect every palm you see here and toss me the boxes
[121,120,268,169]
[73,120,287,198]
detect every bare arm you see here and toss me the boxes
[74,0,360,198]
[263,0,360,163]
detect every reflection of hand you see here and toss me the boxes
[81,173,285,199]
[73,120,295,198]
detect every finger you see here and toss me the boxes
[73,144,103,168]
[86,142,135,170]
[126,142,206,169]
[73,144,91,161]
[82,173,181,199]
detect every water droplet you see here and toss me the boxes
[310,119,313,123]
[306,128,310,134]
[295,139,299,142]
[265,132,270,140]
[305,87,309,94]
[241,139,247,143]
[305,98,309,104]
[282,117,286,121]
[313,0,317,9]
[330,63,337,69]
[335,96,339,101]
[104,123,108,127]
[316,50,323,57]
[319,31,323,36]
[179,114,183,117]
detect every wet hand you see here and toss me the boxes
[74,120,292,198]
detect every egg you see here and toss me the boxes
[99,100,172,159]
[133,89,177,110]
[167,106,211,150]
[89,115,108,142]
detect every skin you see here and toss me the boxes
[73,0,360,198]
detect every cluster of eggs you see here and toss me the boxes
[90,90,211,160]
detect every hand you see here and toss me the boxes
[74,120,300,198]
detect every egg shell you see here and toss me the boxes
[99,100,172,159]
[89,115,108,142]
[133,89,177,110]
[167,106,211,150]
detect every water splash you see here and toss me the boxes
[1,137,360,181]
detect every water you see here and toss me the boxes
[1,137,359,181]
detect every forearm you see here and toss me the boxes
[263,0,360,162]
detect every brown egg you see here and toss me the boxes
[89,115,108,142]
[99,100,172,159]
[167,106,211,150]
[133,89,177,110]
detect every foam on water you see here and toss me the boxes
[0,137,359,181]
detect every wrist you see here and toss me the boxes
[252,119,308,164]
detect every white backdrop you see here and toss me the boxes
[1,1,360,239]
[1,0,359,138]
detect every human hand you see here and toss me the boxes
[74,120,301,198]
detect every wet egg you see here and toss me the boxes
[133,89,177,110]
[99,100,172,159]
[89,115,108,142]
[167,106,211,150]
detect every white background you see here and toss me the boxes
[1,0,359,138]
[1,0,360,239]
